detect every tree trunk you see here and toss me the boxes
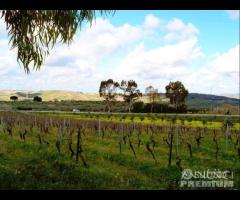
[168,132,174,167]
[128,101,133,113]
[76,128,81,163]
[107,102,111,113]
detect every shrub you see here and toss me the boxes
[33,96,42,102]
[16,107,32,110]
[143,103,176,113]
[132,101,144,113]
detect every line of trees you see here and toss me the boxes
[145,81,188,113]
[99,79,189,113]
[99,79,142,113]
[145,86,160,113]
[10,95,42,102]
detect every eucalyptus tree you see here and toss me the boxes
[0,10,114,73]
[10,96,18,101]
[145,85,160,113]
[99,79,120,113]
[120,80,142,113]
[165,81,188,111]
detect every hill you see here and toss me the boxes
[0,90,103,101]
[186,93,239,109]
[220,93,239,99]
[0,90,239,110]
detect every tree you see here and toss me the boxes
[120,80,142,113]
[145,85,160,113]
[165,81,188,111]
[33,96,42,102]
[10,96,18,101]
[99,79,120,112]
[0,10,114,73]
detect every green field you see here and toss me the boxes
[45,112,240,130]
[0,111,239,189]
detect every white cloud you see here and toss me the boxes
[182,44,239,94]
[225,10,240,20]
[0,14,238,95]
[143,14,161,29]
[0,17,153,92]
[166,18,186,31]
[115,37,202,77]
[164,18,199,42]
[45,17,149,67]
[209,45,239,74]
[114,38,239,94]
[113,37,203,92]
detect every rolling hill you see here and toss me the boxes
[0,90,239,110]
[0,90,102,101]
[186,93,239,109]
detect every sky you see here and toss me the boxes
[0,10,239,95]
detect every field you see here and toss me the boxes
[1,90,239,114]
[0,111,239,189]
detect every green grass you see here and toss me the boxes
[44,112,240,130]
[0,116,239,189]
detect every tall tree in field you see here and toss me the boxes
[10,96,18,101]
[165,81,188,110]
[99,79,120,112]
[0,10,114,73]
[120,80,142,113]
[33,96,42,102]
[145,85,160,113]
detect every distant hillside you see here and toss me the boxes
[37,90,102,101]
[0,90,102,101]
[0,90,160,103]
[186,93,240,109]
[0,90,33,101]
[220,93,239,99]
[0,90,239,110]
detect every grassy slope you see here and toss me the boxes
[39,91,103,101]
[0,90,103,101]
[0,90,151,103]
[1,90,239,110]
[186,93,239,109]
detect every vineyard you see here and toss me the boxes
[0,111,240,189]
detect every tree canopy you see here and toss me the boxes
[99,79,120,112]
[0,10,114,73]
[165,81,188,110]
[120,80,142,112]
[10,96,18,101]
[33,96,42,102]
[145,85,160,113]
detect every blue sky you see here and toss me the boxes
[0,10,239,95]
[107,10,239,55]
